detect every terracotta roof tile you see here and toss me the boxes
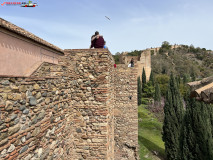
[0,18,64,54]
[188,76,213,103]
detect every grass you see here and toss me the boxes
[138,104,165,160]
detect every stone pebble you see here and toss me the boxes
[19,145,28,154]
[23,109,29,114]
[7,144,15,153]
[1,80,10,85]
[8,125,20,136]
[19,105,26,111]
[10,114,17,120]
[0,149,7,158]
[21,136,26,143]
[29,96,37,106]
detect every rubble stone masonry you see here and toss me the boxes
[0,49,138,159]
[114,64,139,160]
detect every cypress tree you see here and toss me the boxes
[209,104,213,136]
[191,71,196,81]
[154,83,161,102]
[176,76,180,88]
[137,76,142,105]
[192,101,213,160]
[180,99,213,160]
[149,70,155,86]
[142,67,146,92]
[163,73,184,160]
[183,74,189,84]
[180,99,196,160]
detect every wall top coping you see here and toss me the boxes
[0,75,58,79]
[64,49,110,53]
[0,18,64,54]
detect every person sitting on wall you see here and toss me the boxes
[90,31,105,49]
[104,41,108,49]
[130,58,134,67]
[90,35,95,48]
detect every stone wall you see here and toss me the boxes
[114,64,139,160]
[0,49,138,160]
[0,49,116,160]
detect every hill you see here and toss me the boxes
[151,42,213,79]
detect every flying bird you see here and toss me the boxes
[105,16,111,20]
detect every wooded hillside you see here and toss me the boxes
[151,42,213,79]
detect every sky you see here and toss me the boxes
[1,0,213,54]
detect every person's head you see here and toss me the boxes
[104,41,106,45]
[91,35,95,39]
[95,31,99,35]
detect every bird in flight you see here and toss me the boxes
[105,16,111,20]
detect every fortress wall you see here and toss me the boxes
[0,75,75,160]
[114,64,139,160]
[120,50,151,82]
[63,49,115,160]
[0,49,115,160]
[121,56,139,65]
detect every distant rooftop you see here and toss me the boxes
[0,18,64,54]
[188,76,213,103]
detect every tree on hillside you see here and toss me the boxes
[176,76,181,88]
[180,98,197,160]
[113,52,121,64]
[154,83,161,102]
[159,41,172,54]
[210,105,213,137]
[155,74,170,96]
[163,73,184,160]
[127,50,142,56]
[149,70,155,86]
[190,71,196,81]
[143,82,155,98]
[183,74,190,84]
[137,77,142,105]
[162,41,171,49]
[142,67,146,92]
[180,99,213,160]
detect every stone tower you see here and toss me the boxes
[137,50,151,81]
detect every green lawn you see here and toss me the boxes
[138,105,165,160]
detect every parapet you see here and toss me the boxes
[0,18,63,77]
[0,18,63,53]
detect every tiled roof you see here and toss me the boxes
[0,18,64,54]
[188,76,213,103]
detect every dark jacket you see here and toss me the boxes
[91,36,104,48]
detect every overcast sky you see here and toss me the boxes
[1,0,213,54]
